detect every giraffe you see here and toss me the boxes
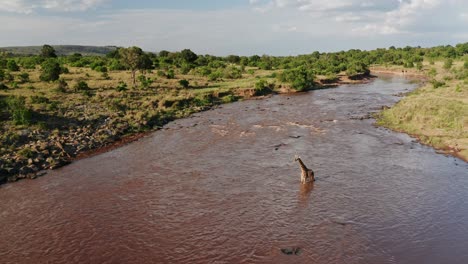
[294,155,315,184]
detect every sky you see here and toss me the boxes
[0,0,467,56]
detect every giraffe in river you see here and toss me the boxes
[294,155,315,184]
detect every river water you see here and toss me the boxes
[1,75,467,264]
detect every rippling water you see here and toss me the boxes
[1,75,467,264]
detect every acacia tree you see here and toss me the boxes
[119,47,152,87]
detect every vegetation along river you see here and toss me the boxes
[0,75,467,264]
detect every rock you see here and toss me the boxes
[17,129,31,137]
[281,247,302,256]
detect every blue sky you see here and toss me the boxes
[0,0,467,55]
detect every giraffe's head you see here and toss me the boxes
[294,155,300,162]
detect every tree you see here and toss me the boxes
[346,61,370,78]
[180,49,198,64]
[41,45,57,58]
[159,50,170,57]
[40,59,61,82]
[119,47,151,86]
[279,66,315,91]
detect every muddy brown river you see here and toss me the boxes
[1,75,467,264]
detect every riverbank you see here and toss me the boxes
[371,62,468,162]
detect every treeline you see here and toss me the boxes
[1,43,468,92]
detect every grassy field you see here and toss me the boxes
[375,60,468,160]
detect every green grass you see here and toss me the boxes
[376,59,468,160]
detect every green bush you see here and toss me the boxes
[6,96,32,125]
[74,80,89,92]
[179,79,190,88]
[40,59,61,82]
[60,66,70,74]
[221,94,238,103]
[443,59,453,70]
[254,79,274,96]
[166,69,175,79]
[7,60,19,71]
[279,66,315,91]
[431,79,446,89]
[18,72,30,83]
[346,61,370,77]
[116,81,128,92]
[208,69,223,81]
[138,75,153,89]
[223,66,243,79]
[0,82,8,90]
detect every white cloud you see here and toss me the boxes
[250,0,468,37]
[0,1,466,55]
[0,0,108,13]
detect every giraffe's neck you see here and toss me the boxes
[296,158,309,172]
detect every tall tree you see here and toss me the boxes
[41,45,57,58]
[180,49,198,64]
[119,47,151,87]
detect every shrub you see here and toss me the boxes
[6,96,32,125]
[223,66,243,79]
[179,79,190,88]
[279,66,315,91]
[74,80,89,92]
[94,66,108,73]
[138,75,153,89]
[443,59,453,70]
[30,95,49,104]
[208,69,223,81]
[7,60,19,71]
[18,72,30,83]
[195,66,212,76]
[416,62,423,71]
[40,59,61,82]
[116,81,128,92]
[56,79,68,93]
[166,69,175,79]
[221,94,238,103]
[102,72,110,80]
[346,61,370,77]
[0,82,8,90]
[60,66,70,74]
[157,70,166,77]
[431,79,446,89]
[254,79,274,96]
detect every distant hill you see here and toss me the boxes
[0,45,118,56]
